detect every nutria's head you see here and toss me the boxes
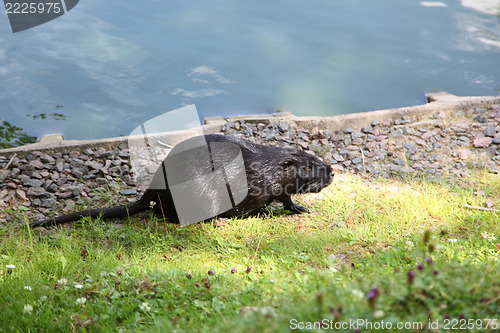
[245,147,333,199]
[271,149,333,196]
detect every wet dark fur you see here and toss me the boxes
[31,134,333,227]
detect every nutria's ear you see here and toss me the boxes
[281,157,297,168]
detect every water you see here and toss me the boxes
[1,0,499,147]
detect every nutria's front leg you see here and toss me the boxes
[281,196,308,214]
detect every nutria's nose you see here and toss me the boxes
[325,164,334,179]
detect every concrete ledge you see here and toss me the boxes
[1,92,499,157]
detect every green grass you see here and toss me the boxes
[1,171,499,332]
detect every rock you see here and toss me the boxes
[493,137,500,144]
[344,128,354,134]
[389,165,401,172]
[322,130,333,139]
[83,149,95,156]
[473,137,492,148]
[56,160,64,172]
[473,115,487,123]
[56,176,68,186]
[361,125,374,134]
[20,177,45,188]
[365,142,376,150]
[15,189,27,200]
[47,184,59,192]
[352,138,364,145]
[98,150,113,158]
[351,131,364,140]
[382,118,394,126]
[371,119,380,126]
[457,149,469,160]
[394,159,406,166]
[297,142,309,150]
[57,192,73,199]
[352,157,363,165]
[374,149,387,159]
[332,153,345,162]
[0,170,7,183]
[28,159,45,169]
[50,173,60,182]
[63,200,76,212]
[120,189,137,195]
[121,165,130,174]
[27,187,47,197]
[85,160,102,170]
[484,124,497,137]
[404,143,417,154]
[485,198,494,208]
[331,164,345,172]
[39,154,55,163]
[402,126,414,135]
[388,129,404,138]
[31,171,43,179]
[71,170,84,179]
[109,166,122,175]
[421,128,440,140]
[41,199,57,208]
[10,168,20,177]
[96,178,107,185]
[415,138,427,146]
[331,134,343,142]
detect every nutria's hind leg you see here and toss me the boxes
[280,196,309,214]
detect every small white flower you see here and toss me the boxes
[57,278,68,285]
[23,304,33,314]
[481,232,496,242]
[374,310,385,318]
[140,302,151,312]
[435,244,446,251]
[149,201,156,208]
[6,264,16,269]
[448,239,457,243]
[351,289,364,300]
[76,297,87,305]
[23,286,32,291]
[40,296,47,302]
[259,306,277,318]
[74,284,83,289]
[405,240,414,250]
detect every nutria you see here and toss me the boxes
[30,134,333,227]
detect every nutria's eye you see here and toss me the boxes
[282,158,295,167]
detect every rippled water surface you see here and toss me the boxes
[1,0,499,144]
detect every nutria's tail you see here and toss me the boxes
[29,195,150,228]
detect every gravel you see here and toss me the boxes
[0,105,498,224]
